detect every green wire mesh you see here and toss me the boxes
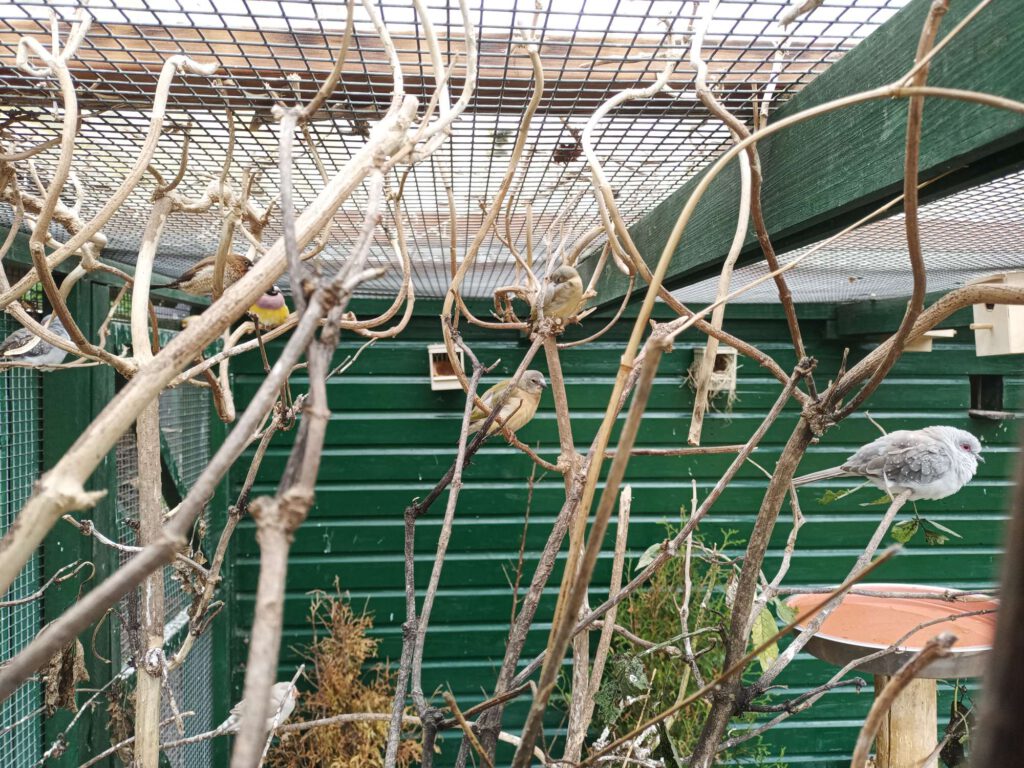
[112,312,215,768]
[0,315,43,766]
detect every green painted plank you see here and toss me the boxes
[227,311,1011,766]
[581,0,1024,305]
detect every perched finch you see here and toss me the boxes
[248,286,289,330]
[0,314,70,367]
[794,426,983,501]
[468,370,547,435]
[533,265,584,322]
[215,681,298,735]
[164,253,252,296]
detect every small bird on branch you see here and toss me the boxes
[469,370,547,436]
[533,265,584,324]
[215,681,298,735]
[794,426,983,501]
[0,314,69,367]
[164,253,252,296]
[248,285,290,330]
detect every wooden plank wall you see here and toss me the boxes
[228,303,1019,765]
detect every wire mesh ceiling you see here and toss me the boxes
[0,0,926,300]
[672,169,1024,304]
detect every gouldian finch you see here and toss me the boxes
[248,286,289,330]
[533,265,584,322]
[215,681,298,734]
[0,314,69,367]
[468,370,547,435]
[164,253,252,296]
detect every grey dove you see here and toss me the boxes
[793,426,983,501]
[215,681,298,734]
[0,314,70,367]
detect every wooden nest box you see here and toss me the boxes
[969,271,1024,356]
[427,344,464,391]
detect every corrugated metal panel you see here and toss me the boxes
[229,308,1017,765]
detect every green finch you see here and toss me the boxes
[468,370,547,435]
[165,253,252,296]
[533,265,584,322]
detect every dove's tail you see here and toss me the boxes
[792,466,850,486]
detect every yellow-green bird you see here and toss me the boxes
[533,265,584,322]
[468,370,547,435]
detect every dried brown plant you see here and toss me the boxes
[266,585,421,768]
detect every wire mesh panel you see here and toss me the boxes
[672,167,1024,304]
[0,316,44,766]
[0,0,912,298]
[111,315,215,768]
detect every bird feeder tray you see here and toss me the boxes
[786,584,996,678]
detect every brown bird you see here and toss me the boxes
[164,253,252,296]
[468,370,547,436]
[533,265,584,323]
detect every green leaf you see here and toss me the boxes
[817,482,870,505]
[817,489,851,505]
[859,495,893,507]
[890,518,920,544]
[923,529,949,546]
[750,607,780,672]
[922,518,963,539]
[773,597,797,625]
[636,542,664,572]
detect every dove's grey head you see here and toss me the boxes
[929,426,984,468]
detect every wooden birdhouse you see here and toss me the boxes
[969,271,1024,356]
[427,344,464,390]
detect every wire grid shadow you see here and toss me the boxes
[0,315,43,766]
[113,309,215,768]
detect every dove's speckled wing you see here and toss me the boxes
[842,430,953,487]
[0,326,37,356]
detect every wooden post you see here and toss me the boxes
[873,675,938,768]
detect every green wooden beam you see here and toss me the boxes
[834,290,974,336]
[582,0,1024,307]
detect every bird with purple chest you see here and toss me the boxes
[248,285,290,330]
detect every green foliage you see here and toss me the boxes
[587,525,785,764]
[772,597,796,625]
[860,494,893,507]
[816,482,869,505]
[592,654,649,724]
[749,607,780,672]
[635,541,664,572]
[890,514,962,546]
[891,518,920,544]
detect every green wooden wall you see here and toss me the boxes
[228,302,1019,766]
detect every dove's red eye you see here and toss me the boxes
[960,443,972,451]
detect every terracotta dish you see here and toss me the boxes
[786,583,997,677]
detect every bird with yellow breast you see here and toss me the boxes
[468,370,547,436]
[533,265,584,324]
